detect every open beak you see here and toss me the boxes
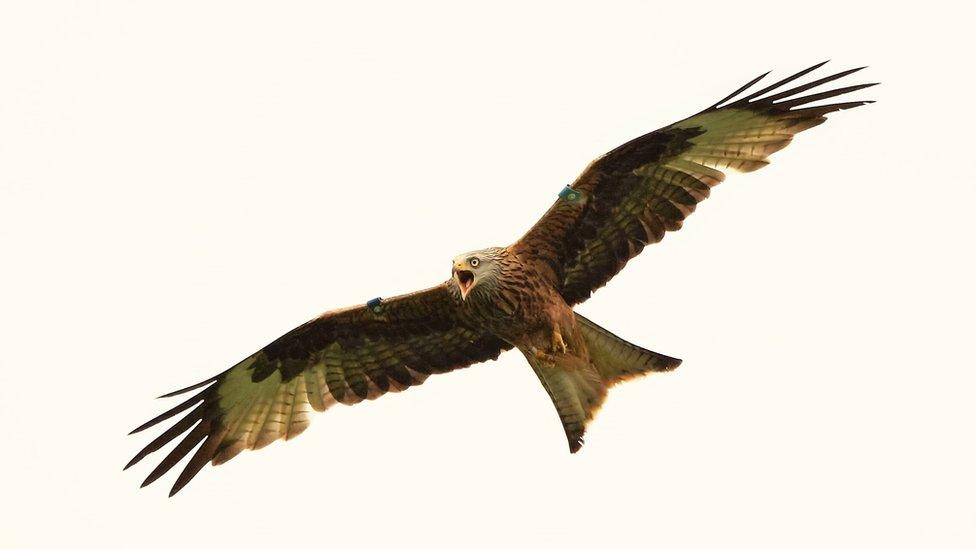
[453,266,475,299]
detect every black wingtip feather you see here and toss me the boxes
[167,427,228,496]
[755,66,868,104]
[791,100,875,115]
[140,419,211,489]
[739,60,831,102]
[706,62,876,113]
[776,82,879,109]
[124,403,212,470]
[704,63,876,118]
[129,387,210,435]
[156,375,220,399]
[708,70,771,110]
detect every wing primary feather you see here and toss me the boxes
[738,60,830,102]
[209,393,263,466]
[124,409,204,470]
[706,70,770,110]
[140,419,211,488]
[156,374,221,398]
[790,100,876,115]
[129,387,210,434]
[774,83,879,109]
[168,424,230,497]
[755,66,868,104]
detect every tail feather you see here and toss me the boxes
[523,314,681,453]
[576,313,681,383]
[525,353,606,453]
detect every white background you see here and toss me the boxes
[2,1,974,547]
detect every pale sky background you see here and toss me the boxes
[2,1,974,548]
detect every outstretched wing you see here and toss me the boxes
[513,62,876,305]
[126,283,511,496]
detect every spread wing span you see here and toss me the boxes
[126,283,510,496]
[514,61,876,305]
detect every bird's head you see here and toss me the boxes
[451,247,505,300]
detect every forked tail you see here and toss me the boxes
[575,313,682,383]
[526,313,681,452]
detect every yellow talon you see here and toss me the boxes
[552,330,568,354]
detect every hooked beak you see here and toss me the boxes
[453,265,475,299]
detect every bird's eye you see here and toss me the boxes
[469,258,480,267]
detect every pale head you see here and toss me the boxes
[451,247,506,300]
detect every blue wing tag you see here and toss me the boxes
[366,297,384,314]
[558,185,583,202]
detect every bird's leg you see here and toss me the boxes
[527,327,568,366]
[530,346,556,366]
[551,329,568,354]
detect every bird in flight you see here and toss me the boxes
[126,62,875,496]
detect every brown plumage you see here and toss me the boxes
[127,62,874,495]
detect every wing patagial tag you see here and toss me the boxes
[558,185,584,202]
[366,297,384,314]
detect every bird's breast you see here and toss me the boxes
[466,281,556,342]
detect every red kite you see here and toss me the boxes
[126,62,874,495]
